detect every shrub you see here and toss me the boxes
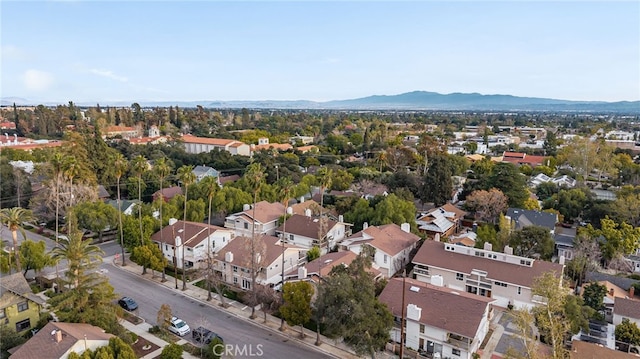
[160,343,183,359]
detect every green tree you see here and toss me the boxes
[475,224,498,249]
[244,162,266,318]
[543,130,559,157]
[280,281,314,338]
[487,162,528,207]
[177,165,196,290]
[421,153,453,206]
[0,207,34,272]
[204,336,224,359]
[316,253,393,358]
[531,272,571,359]
[111,152,128,265]
[201,175,219,300]
[306,246,321,262]
[19,239,52,276]
[73,201,118,241]
[582,282,607,313]
[130,155,148,246]
[588,217,640,263]
[508,225,555,260]
[160,343,183,359]
[616,318,640,345]
[371,194,416,230]
[131,243,167,276]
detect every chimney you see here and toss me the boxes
[434,233,440,242]
[483,242,493,251]
[243,204,250,211]
[400,223,410,233]
[363,222,368,230]
[504,245,513,255]
[609,288,614,296]
[299,196,305,203]
[168,218,178,226]
[630,286,635,298]
[430,275,444,287]
[55,329,63,343]
[338,215,344,223]
[298,266,307,279]
[225,252,234,262]
[305,209,312,217]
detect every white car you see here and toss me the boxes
[168,317,190,336]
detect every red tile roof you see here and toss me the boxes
[379,277,494,338]
[181,134,238,146]
[349,224,420,256]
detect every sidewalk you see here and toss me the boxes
[111,255,369,359]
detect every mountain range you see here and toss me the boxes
[2,91,639,113]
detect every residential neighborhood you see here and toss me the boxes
[2,103,640,359]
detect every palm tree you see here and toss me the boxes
[177,165,195,290]
[0,207,34,272]
[50,152,66,285]
[317,167,333,253]
[131,155,148,246]
[277,177,294,331]
[245,163,265,319]
[111,153,128,265]
[200,176,218,301]
[50,216,104,289]
[154,157,172,281]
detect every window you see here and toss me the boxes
[17,302,28,312]
[517,286,522,295]
[383,255,388,264]
[244,222,249,229]
[0,309,5,319]
[242,279,251,290]
[466,285,478,295]
[494,281,507,287]
[474,251,485,257]
[419,324,425,333]
[289,234,294,241]
[456,273,464,281]
[15,319,30,332]
[233,266,238,272]
[452,348,461,356]
[233,277,238,284]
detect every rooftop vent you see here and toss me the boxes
[409,286,420,292]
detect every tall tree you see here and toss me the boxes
[19,239,52,276]
[280,281,314,338]
[111,152,128,265]
[317,167,333,253]
[244,162,265,318]
[176,165,195,290]
[421,152,453,206]
[154,157,172,280]
[131,155,148,248]
[464,188,508,223]
[0,207,34,272]
[277,177,295,330]
[201,175,218,300]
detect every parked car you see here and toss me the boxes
[118,297,138,311]
[192,326,223,344]
[168,317,190,336]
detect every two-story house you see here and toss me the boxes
[213,235,304,290]
[275,213,350,254]
[613,296,640,327]
[505,208,558,234]
[181,134,251,156]
[416,203,467,238]
[341,223,420,278]
[412,240,565,309]
[192,165,219,183]
[151,219,235,269]
[224,201,285,237]
[379,277,494,359]
[0,272,45,335]
[9,322,113,359]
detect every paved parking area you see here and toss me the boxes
[495,312,527,355]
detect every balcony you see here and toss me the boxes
[446,333,471,350]
[413,267,430,276]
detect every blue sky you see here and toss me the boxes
[2,1,639,103]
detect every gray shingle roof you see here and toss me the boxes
[506,208,557,231]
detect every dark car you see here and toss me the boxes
[192,326,223,344]
[118,297,138,311]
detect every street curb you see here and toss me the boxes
[110,259,357,359]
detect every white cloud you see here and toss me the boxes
[1,45,27,60]
[23,70,54,91]
[88,68,128,82]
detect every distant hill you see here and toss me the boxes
[3,91,639,113]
